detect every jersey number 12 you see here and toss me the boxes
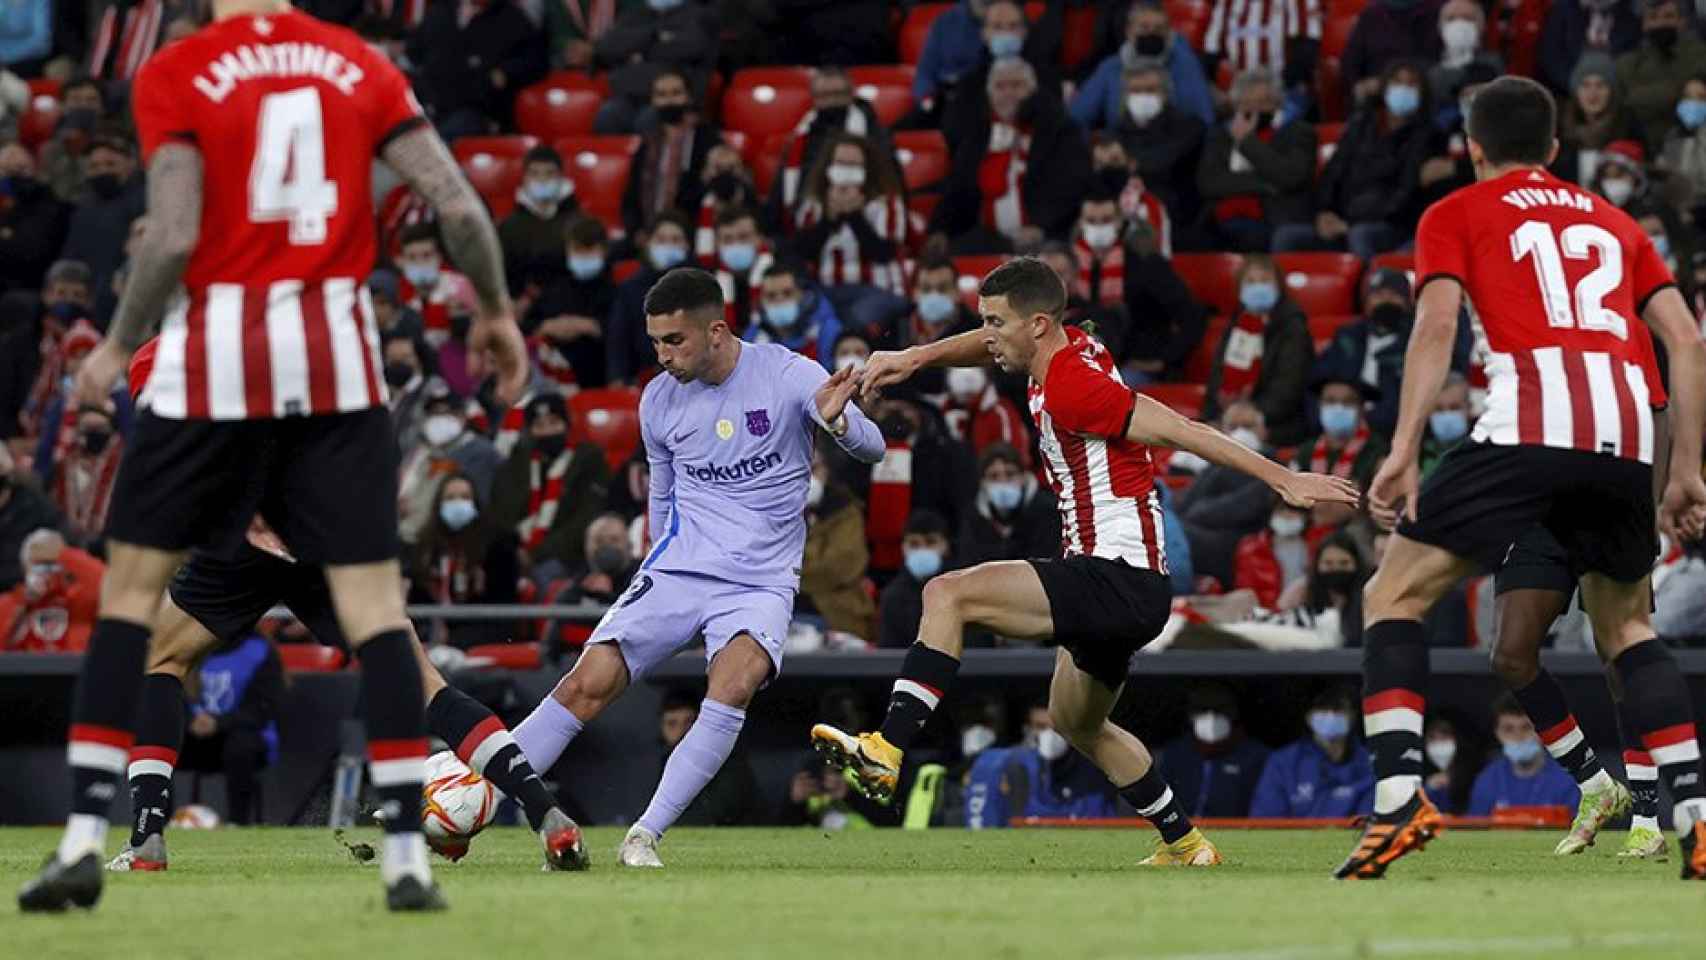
[249,87,338,246]
[1509,220,1627,340]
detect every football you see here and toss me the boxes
[420,750,498,861]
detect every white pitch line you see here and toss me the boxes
[1139,931,1686,960]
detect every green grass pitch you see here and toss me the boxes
[3,826,1703,959]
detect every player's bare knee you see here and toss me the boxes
[920,571,965,621]
[1046,700,1098,750]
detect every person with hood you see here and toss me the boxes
[397,379,503,546]
[1614,0,1705,156]
[1426,0,1504,105]
[741,261,843,368]
[1555,52,1648,185]
[1072,0,1214,129]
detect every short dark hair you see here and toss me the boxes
[978,442,1023,473]
[1493,693,1526,719]
[1081,188,1119,208]
[523,144,563,169]
[660,687,701,714]
[762,260,804,285]
[1467,76,1556,167]
[977,256,1065,323]
[903,509,950,539]
[643,267,724,319]
[398,223,440,251]
[565,215,607,249]
[648,208,692,237]
[713,205,759,230]
[915,254,956,278]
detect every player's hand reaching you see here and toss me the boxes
[815,364,860,426]
[1367,454,1420,530]
[857,348,921,401]
[1659,473,1706,542]
[466,300,528,409]
[1271,470,1361,510]
[74,339,127,413]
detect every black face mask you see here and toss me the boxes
[1368,302,1408,332]
[88,174,123,200]
[1133,33,1166,57]
[1316,570,1358,595]
[1648,26,1679,53]
[533,433,567,458]
[1096,167,1130,194]
[0,473,11,496]
[82,431,111,455]
[816,105,849,129]
[655,103,688,125]
[707,172,745,203]
[590,544,628,574]
[1256,111,1276,131]
[450,315,472,341]
[879,413,913,441]
[384,362,416,388]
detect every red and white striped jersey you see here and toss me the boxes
[1416,168,1678,464]
[130,10,426,420]
[1202,0,1323,75]
[1027,325,1167,572]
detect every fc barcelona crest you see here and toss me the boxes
[745,409,771,437]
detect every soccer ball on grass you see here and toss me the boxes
[420,750,498,861]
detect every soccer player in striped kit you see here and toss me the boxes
[20,1,527,912]
[1336,76,1706,881]
[812,258,1358,865]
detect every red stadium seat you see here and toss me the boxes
[514,71,608,140]
[722,67,814,141]
[1308,314,1358,351]
[1059,6,1099,71]
[908,193,941,223]
[900,3,953,65]
[465,643,542,670]
[611,259,641,284]
[277,644,346,672]
[1184,316,1228,384]
[893,130,950,192]
[1165,0,1214,50]
[1137,383,1206,420]
[951,255,1009,307]
[451,136,538,221]
[1172,252,1244,316]
[18,90,60,152]
[1321,11,1359,59]
[568,387,643,472]
[848,65,916,127]
[1275,252,1362,315]
[749,131,791,195]
[553,135,640,232]
[1315,121,1344,172]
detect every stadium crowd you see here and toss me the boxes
[2,0,1706,822]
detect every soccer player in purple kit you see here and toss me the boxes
[497,268,885,867]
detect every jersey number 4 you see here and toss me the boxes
[248,87,338,246]
[1510,220,1627,341]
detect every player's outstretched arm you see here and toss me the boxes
[859,330,991,400]
[812,365,886,464]
[1642,288,1706,539]
[1124,393,1360,509]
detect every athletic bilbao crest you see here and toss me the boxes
[745,409,771,437]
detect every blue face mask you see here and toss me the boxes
[917,291,957,324]
[1652,234,1672,261]
[439,499,478,531]
[720,242,757,274]
[1308,711,1351,742]
[987,32,1024,58]
[1677,98,1706,131]
[525,178,563,205]
[649,243,687,270]
[47,301,81,321]
[766,299,801,329]
[1240,282,1278,314]
[1384,84,1421,118]
[647,0,683,10]
[402,263,440,291]
[1319,403,1359,438]
[1503,738,1543,766]
[568,255,605,281]
[1429,409,1468,443]
[986,481,1023,512]
[904,547,943,580]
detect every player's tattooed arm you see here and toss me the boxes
[109,142,203,353]
[380,125,509,314]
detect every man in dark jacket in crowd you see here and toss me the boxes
[0,141,71,297]
[594,0,720,134]
[490,393,611,582]
[959,443,1058,565]
[60,134,145,301]
[1158,683,1271,818]
[1339,0,1444,107]
[1197,68,1317,252]
[1176,401,1278,587]
[526,216,617,388]
[408,0,548,140]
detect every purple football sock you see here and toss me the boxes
[636,699,745,838]
[512,696,585,774]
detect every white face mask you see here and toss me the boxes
[422,413,461,448]
[961,724,997,757]
[826,164,867,187]
[945,365,988,400]
[1440,18,1479,53]
[836,353,867,372]
[1192,711,1231,744]
[1081,221,1119,250]
[1035,728,1069,760]
[1600,177,1634,206]
[1229,427,1262,451]
[805,474,824,508]
[1270,513,1306,538]
[1425,739,1457,770]
[1126,91,1163,123]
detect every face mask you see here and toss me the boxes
[1133,33,1166,57]
[879,412,914,441]
[25,563,61,596]
[525,178,563,205]
[1600,177,1634,206]
[1308,710,1351,742]
[1239,281,1278,314]
[1126,92,1163,123]
[917,291,957,324]
[1081,222,1119,250]
[707,171,745,202]
[1430,409,1468,442]
[47,301,81,322]
[1192,711,1231,744]
[439,499,478,531]
[1320,403,1359,439]
[720,242,757,273]
[1255,110,1276,132]
[835,353,866,372]
[1440,18,1479,52]
[1316,570,1358,595]
[649,242,687,269]
[1678,99,1706,131]
[1035,728,1070,760]
[1384,84,1421,118]
[1096,166,1130,194]
[449,315,472,342]
[826,164,866,187]
[1503,738,1543,765]
[806,475,825,508]
[654,103,688,125]
[904,547,943,580]
[987,31,1024,58]
[591,544,628,573]
[384,362,416,389]
[568,254,605,281]
[766,299,801,329]
[1369,302,1408,332]
[1425,739,1457,770]
[986,480,1023,513]
[0,473,11,496]
[88,173,123,200]
[961,724,997,757]
[1230,427,1263,451]
[816,104,850,128]
[423,413,462,447]
[82,430,111,455]
[648,0,683,12]
[402,263,440,290]
[946,365,988,400]
[1647,26,1678,52]
[1270,513,1306,538]
[533,433,567,459]
[1651,234,1672,261]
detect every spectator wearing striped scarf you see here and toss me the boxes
[490,391,611,580]
[711,206,771,330]
[49,406,122,550]
[791,132,916,297]
[691,142,761,267]
[620,67,719,240]
[767,67,892,228]
[406,472,519,649]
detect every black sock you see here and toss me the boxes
[356,630,428,834]
[1613,640,1705,817]
[1511,669,1605,787]
[128,673,185,847]
[427,685,557,831]
[877,643,961,752]
[1362,619,1428,815]
[68,619,152,819]
[1615,692,1661,822]
[1119,766,1193,844]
